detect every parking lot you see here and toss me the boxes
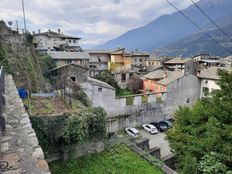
[140,130,172,159]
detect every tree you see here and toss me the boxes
[167,68,232,174]
[95,71,119,89]
[127,74,142,94]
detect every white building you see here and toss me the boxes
[197,66,230,98]
[33,29,81,51]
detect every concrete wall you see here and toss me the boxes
[164,74,200,116]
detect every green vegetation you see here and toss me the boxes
[142,95,148,103]
[116,88,133,97]
[31,107,107,155]
[95,71,119,89]
[49,144,163,174]
[0,41,55,92]
[167,68,232,174]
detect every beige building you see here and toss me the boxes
[48,51,90,68]
[86,49,111,77]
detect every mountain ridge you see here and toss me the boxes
[96,0,232,53]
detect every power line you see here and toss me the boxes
[166,0,232,54]
[190,0,232,41]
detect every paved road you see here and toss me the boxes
[140,130,172,159]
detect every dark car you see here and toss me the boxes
[166,118,175,123]
[150,122,168,132]
[159,121,173,129]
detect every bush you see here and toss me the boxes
[95,71,119,89]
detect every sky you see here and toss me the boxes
[0,0,197,48]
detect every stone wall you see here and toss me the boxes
[0,75,50,174]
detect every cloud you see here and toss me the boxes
[0,0,197,48]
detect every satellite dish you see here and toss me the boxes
[8,21,12,26]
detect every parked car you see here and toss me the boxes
[125,128,140,138]
[159,121,173,129]
[150,122,168,132]
[166,118,175,123]
[142,124,158,134]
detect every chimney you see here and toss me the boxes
[38,29,41,34]
[58,29,61,34]
[135,48,138,52]
[163,71,167,78]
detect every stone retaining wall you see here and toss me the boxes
[0,75,50,174]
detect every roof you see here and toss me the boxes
[87,77,115,90]
[131,50,149,56]
[48,51,91,60]
[197,66,230,80]
[164,57,192,64]
[51,63,89,71]
[142,69,172,80]
[85,49,112,54]
[156,71,185,85]
[110,48,131,56]
[34,30,81,40]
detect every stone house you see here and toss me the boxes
[197,66,230,98]
[51,63,89,90]
[33,29,81,51]
[48,51,90,68]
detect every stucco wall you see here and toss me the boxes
[164,74,200,116]
[200,78,220,98]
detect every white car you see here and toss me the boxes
[125,128,140,138]
[143,124,158,134]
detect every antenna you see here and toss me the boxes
[21,0,27,33]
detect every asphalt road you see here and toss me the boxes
[140,130,172,159]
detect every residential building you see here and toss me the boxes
[163,57,193,72]
[86,49,111,77]
[51,63,89,90]
[48,51,90,68]
[33,29,81,51]
[109,48,133,88]
[131,50,149,68]
[164,73,200,115]
[197,66,230,98]
[142,69,171,92]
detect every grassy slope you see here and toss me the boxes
[49,144,163,174]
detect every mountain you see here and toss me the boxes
[156,12,232,57]
[96,0,232,51]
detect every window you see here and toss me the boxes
[152,62,154,65]
[186,98,190,103]
[139,58,143,62]
[121,74,126,82]
[205,80,208,84]
[70,76,76,82]
[73,40,76,43]
[202,87,209,96]
[135,58,137,62]
[98,87,102,92]
[69,40,72,43]
[65,60,72,64]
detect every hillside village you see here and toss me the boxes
[0,16,232,174]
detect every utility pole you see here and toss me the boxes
[21,0,27,33]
